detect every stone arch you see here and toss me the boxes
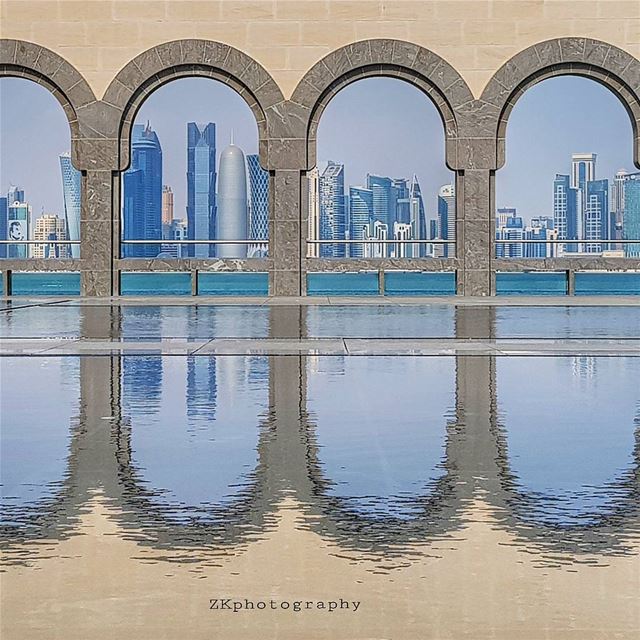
[290,39,476,171]
[481,38,640,171]
[0,39,96,170]
[102,40,286,171]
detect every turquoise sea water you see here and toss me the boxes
[3,270,640,296]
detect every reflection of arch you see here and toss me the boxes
[290,39,474,171]
[3,308,639,565]
[488,375,640,557]
[481,38,640,170]
[0,39,96,169]
[103,40,285,171]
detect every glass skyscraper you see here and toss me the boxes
[348,186,373,258]
[319,161,346,258]
[584,179,609,252]
[408,176,426,258]
[623,174,640,257]
[246,154,269,258]
[367,175,394,230]
[437,184,455,258]
[553,174,578,253]
[216,144,248,258]
[122,123,163,258]
[59,152,81,259]
[187,122,216,258]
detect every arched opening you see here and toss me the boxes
[307,76,455,295]
[495,75,637,294]
[119,77,268,287]
[0,77,81,272]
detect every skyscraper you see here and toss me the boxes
[553,174,578,253]
[187,122,216,257]
[348,186,373,258]
[246,154,269,258]
[7,186,24,205]
[623,173,640,257]
[7,200,30,258]
[59,152,81,259]
[612,169,627,243]
[571,153,596,191]
[367,175,394,230]
[319,161,346,258]
[32,214,68,259]
[584,179,609,252]
[437,184,455,258]
[216,144,248,258]
[408,175,426,258]
[307,167,320,258]
[122,123,163,258]
[162,185,174,240]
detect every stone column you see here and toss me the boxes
[459,169,492,295]
[270,169,302,296]
[81,168,114,296]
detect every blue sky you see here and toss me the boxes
[0,74,635,224]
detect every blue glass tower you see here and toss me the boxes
[59,152,81,259]
[319,161,346,258]
[123,123,163,258]
[246,154,269,257]
[348,186,373,258]
[553,174,578,252]
[187,122,216,258]
[623,175,640,257]
[367,175,394,229]
[584,179,609,252]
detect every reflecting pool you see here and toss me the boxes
[1,304,639,640]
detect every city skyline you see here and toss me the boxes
[1,75,636,254]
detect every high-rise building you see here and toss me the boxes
[0,196,7,259]
[7,186,24,206]
[623,173,640,257]
[612,169,627,243]
[122,123,163,258]
[584,179,609,252]
[408,175,426,258]
[32,214,68,258]
[393,222,413,257]
[307,167,320,258]
[59,152,81,258]
[553,174,579,253]
[364,220,388,258]
[367,175,394,230]
[571,153,596,191]
[7,200,30,258]
[348,186,373,258]
[246,154,269,258]
[319,161,346,258]
[187,122,216,258]
[437,184,455,258]
[392,178,410,225]
[161,185,174,240]
[216,144,248,258]
[495,211,525,258]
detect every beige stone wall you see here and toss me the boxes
[1,0,639,99]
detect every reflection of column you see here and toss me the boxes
[271,171,301,295]
[453,306,500,497]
